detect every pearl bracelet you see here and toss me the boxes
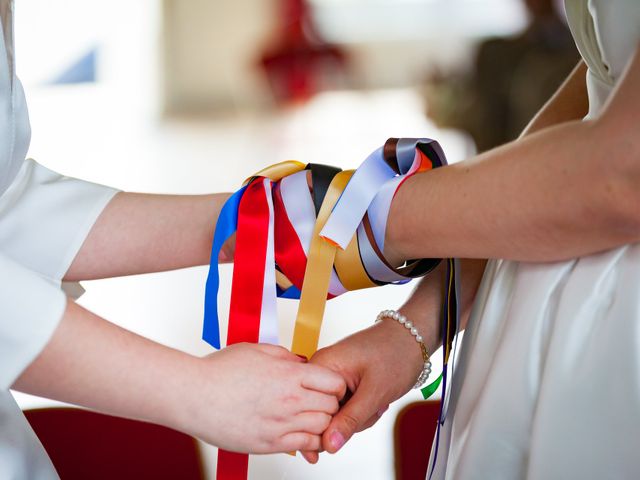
[375,309,432,389]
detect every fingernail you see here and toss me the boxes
[330,431,345,451]
[377,405,389,417]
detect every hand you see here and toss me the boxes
[309,318,431,456]
[179,343,346,454]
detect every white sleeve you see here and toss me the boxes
[0,253,66,389]
[0,159,118,388]
[0,159,119,281]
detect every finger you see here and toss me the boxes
[297,390,340,415]
[300,364,347,399]
[254,343,303,362]
[301,450,319,464]
[321,380,381,453]
[292,412,332,435]
[277,432,322,452]
[359,405,388,432]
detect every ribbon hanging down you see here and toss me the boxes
[202,138,459,480]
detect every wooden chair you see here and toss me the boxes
[394,400,441,480]
[24,407,205,480]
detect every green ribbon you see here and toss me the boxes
[421,372,443,400]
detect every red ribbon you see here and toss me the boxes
[273,183,336,299]
[273,183,308,291]
[217,179,270,479]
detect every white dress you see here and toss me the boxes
[429,1,640,479]
[0,1,117,478]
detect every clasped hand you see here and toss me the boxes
[199,315,423,463]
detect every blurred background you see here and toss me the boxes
[12,0,577,478]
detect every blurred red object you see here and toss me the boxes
[394,400,441,480]
[24,407,205,480]
[259,0,347,104]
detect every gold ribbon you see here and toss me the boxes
[334,233,378,290]
[291,170,354,359]
[245,160,306,184]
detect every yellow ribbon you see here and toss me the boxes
[334,232,378,291]
[245,160,306,184]
[291,170,354,359]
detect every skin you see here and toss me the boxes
[13,192,347,454]
[385,52,639,262]
[311,45,640,458]
[64,192,234,280]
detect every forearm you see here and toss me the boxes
[389,118,636,262]
[65,192,232,280]
[394,63,590,340]
[13,299,195,431]
[13,299,346,454]
[388,54,640,262]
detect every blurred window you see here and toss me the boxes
[14,0,158,90]
[309,0,529,43]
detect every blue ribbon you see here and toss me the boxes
[203,184,304,348]
[203,186,247,349]
[277,285,302,299]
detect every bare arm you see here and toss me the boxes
[14,299,345,453]
[311,59,597,456]
[64,192,232,281]
[422,59,585,333]
[404,61,591,362]
[435,61,590,334]
[387,49,640,262]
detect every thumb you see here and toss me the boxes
[322,381,379,454]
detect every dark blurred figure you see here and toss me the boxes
[424,0,579,152]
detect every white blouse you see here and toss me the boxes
[0,1,117,478]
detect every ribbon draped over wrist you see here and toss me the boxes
[202,138,459,480]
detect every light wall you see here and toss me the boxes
[161,0,278,114]
[160,0,527,114]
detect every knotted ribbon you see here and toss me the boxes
[203,138,458,480]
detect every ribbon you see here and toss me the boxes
[203,185,247,349]
[427,257,459,480]
[202,138,458,480]
[291,170,354,359]
[216,162,304,480]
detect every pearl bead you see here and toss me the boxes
[376,309,432,389]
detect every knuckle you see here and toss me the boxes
[309,413,331,434]
[341,412,361,433]
[302,434,320,451]
[256,434,276,454]
[328,397,340,415]
[281,394,301,408]
[319,413,332,431]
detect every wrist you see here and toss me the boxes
[397,307,440,356]
[377,309,435,389]
[372,314,425,384]
[158,352,211,439]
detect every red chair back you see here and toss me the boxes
[24,407,205,480]
[394,400,441,480]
